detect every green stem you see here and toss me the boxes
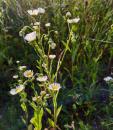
[54,30,72,79]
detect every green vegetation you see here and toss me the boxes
[1,0,113,130]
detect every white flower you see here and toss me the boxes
[67,19,73,24]
[45,94,50,97]
[10,89,17,95]
[32,96,37,101]
[34,22,40,26]
[24,70,34,78]
[49,83,61,91]
[49,55,56,59]
[27,9,39,16]
[50,42,56,49]
[104,76,113,82]
[10,85,24,95]
[67,17,80,24]
[66,11,71,17]
[27,8,45,16]
[72,18,80,23]
[40,91,46,96]
[45,23,51,27]
[55,31,58,35]
[16,60,20,63]
[37,7,45,14]
[13,75,18,79]
[32,96,41,101]
[16,85,24,93]
[24,31,36,42]
[19,66,26,71]
[37,76,48,82]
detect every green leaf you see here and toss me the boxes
[30,108,44,130]
[38,108,43,129]
[56,105,62,119]
[21,116,26,125]
[30,102,37,110]
[28,124,33,130]
[21,103,27,112]
[48,118,54,127]
[62,41,71,52]
[46,108,52,115]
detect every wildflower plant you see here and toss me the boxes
[3,0,113,129]
[9,6,80,130]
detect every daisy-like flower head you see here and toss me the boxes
[24,70,34,78]
[19,66,26,71]
[24,31,36,42]
[37,7,45,14]
[10,88,17,95]
[16,60,20,63]
[49,83,61,91]
[54,31,58,35]
[32,96,41,101]
[13,75,18,79]
[50,42,56,49]
[16,85,24,93]
[49,54,56,59]
[32,96,37,101]
[36,76,48,82]
[10,85,24,95]
[66,11,71,17]
[34,22,40,26]
[45,94,50,98]
[67,17,80,24]
[45,23,51,27]
[27,9,39,16]
[72,17,80,23]
[67,19,73,24]
[40,91,46,96]
[104,76,113,82]
[27,8,45,16]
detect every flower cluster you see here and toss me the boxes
[10,63,61,95]
[10,7,80,130]
[27,8,45,16]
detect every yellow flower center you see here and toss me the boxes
[52,85,59,90]
[27,72,32,77]
[16,87,23,93]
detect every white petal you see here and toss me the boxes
[10,89,17,95]
[13,75,18,79]
[37,8,45,14]
[45,23,51,27]
[104,76,113,82]
[49,55,56,59]
[24,31,36,42]
[16,85,24,93]
[36,76,48,82]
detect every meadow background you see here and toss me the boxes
[1,0,113,130]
